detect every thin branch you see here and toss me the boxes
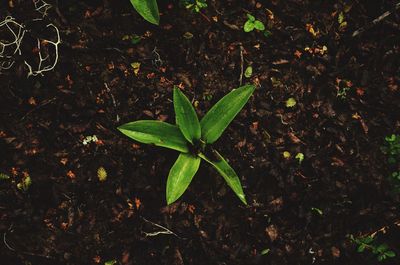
[239,43,244,86]
[141,217,180,238]
[352,2,400,37]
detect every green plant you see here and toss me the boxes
[243,14,265,33]
[350,235,396,262]
[118,85,255,205]
[389,171,400,193]
[130,0,159,25]
[181,0,207,12]
[382,134,400,164]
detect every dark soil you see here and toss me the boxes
[1,0,400,264]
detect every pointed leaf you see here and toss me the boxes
[130,0,160,25]
[118,120,188,153]
[173,88,201,144]
[199,150,247,204]
[167,153,201,204]
[200,84,255,144]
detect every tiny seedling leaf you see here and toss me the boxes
[385,251,396,257]
[357,244,366,252]
[167,153,201,204]
[244,21,255,32]
[0,173,10,180]
[254,20,265,31]
[295,153,304,164]
[200,84,255,144]
[118,121,188,153]
[173,87,201,144]
[244,66,253,78]
[246,14,255,22]
[130,0,160,25]
[199,150,247,205]
[286,97,297,107]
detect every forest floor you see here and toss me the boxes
[0,0,399,264]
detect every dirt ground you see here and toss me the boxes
[0,0,399,264]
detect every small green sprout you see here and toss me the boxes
[285,97,296,108]
[243,14,265,32]
[104,260,117,265]
[382,134,400,164]
[118,85,255,205]
[17,174,31,191]
[261,248,270,255]
[181,0,207,13]
[0,172,10,180]
[244,65,253,78]
[350,234,396,262]
[295,153,304,164]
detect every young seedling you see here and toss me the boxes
[181,0,207,13]
[118,85,255,205]
[382,134,400,164]
[350,235,396,262]
[243,14,265,33]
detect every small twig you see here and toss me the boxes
[3,232,15,251]
[239,43,244,86]
[198,11,211,23]
[352,2,400,37]
[104,83,120,123]
[141,217,180,238]
[20,97,57,121]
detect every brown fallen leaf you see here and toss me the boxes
[265,224,278,241]
[331,157,345,167]
[288,132,304,144]
[331,246,340,258]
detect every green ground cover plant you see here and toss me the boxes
[350,235,396,262]
[118,85,255,205]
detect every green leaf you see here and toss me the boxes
[166,153,201,204]
[384,251,396,257]
[361,236,375,244]
[357,244,366,252]
[118,120,188,153]
[0,173,10,180]
[199,150,247,205]
[173,88,201,144]
[200,84,255,144]
[254,20,265,31]
[246,14,255,22]
[244,21,255,32]
[130,0,160,25]
[244,66,253,78]
[377,244,389,253]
